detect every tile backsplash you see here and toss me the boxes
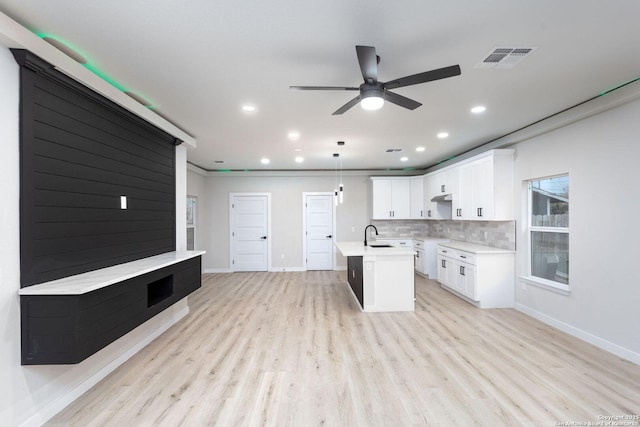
[371,220,429,238]
[371,219,516,250]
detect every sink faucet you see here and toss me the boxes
[364,224,378,246]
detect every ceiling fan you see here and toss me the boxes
[290,45,461,115]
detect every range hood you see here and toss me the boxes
[431,194,453,202]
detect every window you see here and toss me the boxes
[186,196,197,251]
[526,175,569,292]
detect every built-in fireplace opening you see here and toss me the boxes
[147,275,174,308]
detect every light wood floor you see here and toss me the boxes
[47,271,640,426]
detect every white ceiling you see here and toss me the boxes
[1,0,639,171]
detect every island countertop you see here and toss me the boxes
[335,241,416,257]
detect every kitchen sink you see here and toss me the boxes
[368,244,393,248]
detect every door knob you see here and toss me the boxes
[326,235,332,238]
[260,236,267,239]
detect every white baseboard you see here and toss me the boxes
[20,303,190,427]
[204,268,232,273]
[206,267,347,273]
[515,303,640,365]
[269,267,306,272]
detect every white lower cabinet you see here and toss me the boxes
[415,238,449,278]
[437,243,514,308]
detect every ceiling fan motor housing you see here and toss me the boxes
[360,82,385,98]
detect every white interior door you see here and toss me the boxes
[304,193,334,270]
[231,194,269,271]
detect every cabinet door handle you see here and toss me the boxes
[477,207,483,217]
[456,208,462,217]
[420,210,423,217]
[441,259,446,268]
[460,255,466,259]
[441,184,445,193]
[427,210,432,217]
[326,235,332,238]
[460,266,465,276]
[260,236,267,240]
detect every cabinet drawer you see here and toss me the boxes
[455,251,476,265]
[394,239,413,249]
[438,247,454,257]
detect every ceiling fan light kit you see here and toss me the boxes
[291,45,461,115]
[360,87,385,110]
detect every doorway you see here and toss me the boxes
[303,192,335,270]
[230,193,271,271]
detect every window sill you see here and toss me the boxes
[519,276,570,295]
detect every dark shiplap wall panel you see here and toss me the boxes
[15,50,180,287]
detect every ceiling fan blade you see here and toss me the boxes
[332,95,361,115]
[356,45,378,84]
[384,91,422,110]
[385,65,461,90]
[290,85,359,91]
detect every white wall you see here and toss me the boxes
[0,45,190,427]
[513,96,640,363]
[200,173,373,271]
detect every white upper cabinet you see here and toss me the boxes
[371,178,411,219]
[372,149,514,222]
[436,168,459,196]
[424,173,451,220]
[410,176,424,219]
[427,149,515,221]
[453,150,514,221]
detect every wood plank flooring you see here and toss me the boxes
[47,271,640,426]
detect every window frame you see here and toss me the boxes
[186,195,197,251]
[521,174,570,294]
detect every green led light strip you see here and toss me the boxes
[37,33,153,107]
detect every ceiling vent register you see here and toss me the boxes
[475,46,536,69]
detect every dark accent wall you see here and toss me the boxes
[13,50,182,287]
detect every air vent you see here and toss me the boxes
[385,148,402,153]
[475,46,536,69]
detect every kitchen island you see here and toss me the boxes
[335,241,415,312]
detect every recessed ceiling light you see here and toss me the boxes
[471,105,486,114]
[295,156,304,163]
[437,132,449,139]
[242,104,256,112]
[416,147,425,152]
[400,157,409,162]
[260,158,270,164]
[288,131,300,140]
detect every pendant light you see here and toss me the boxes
[333,153,339,206]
